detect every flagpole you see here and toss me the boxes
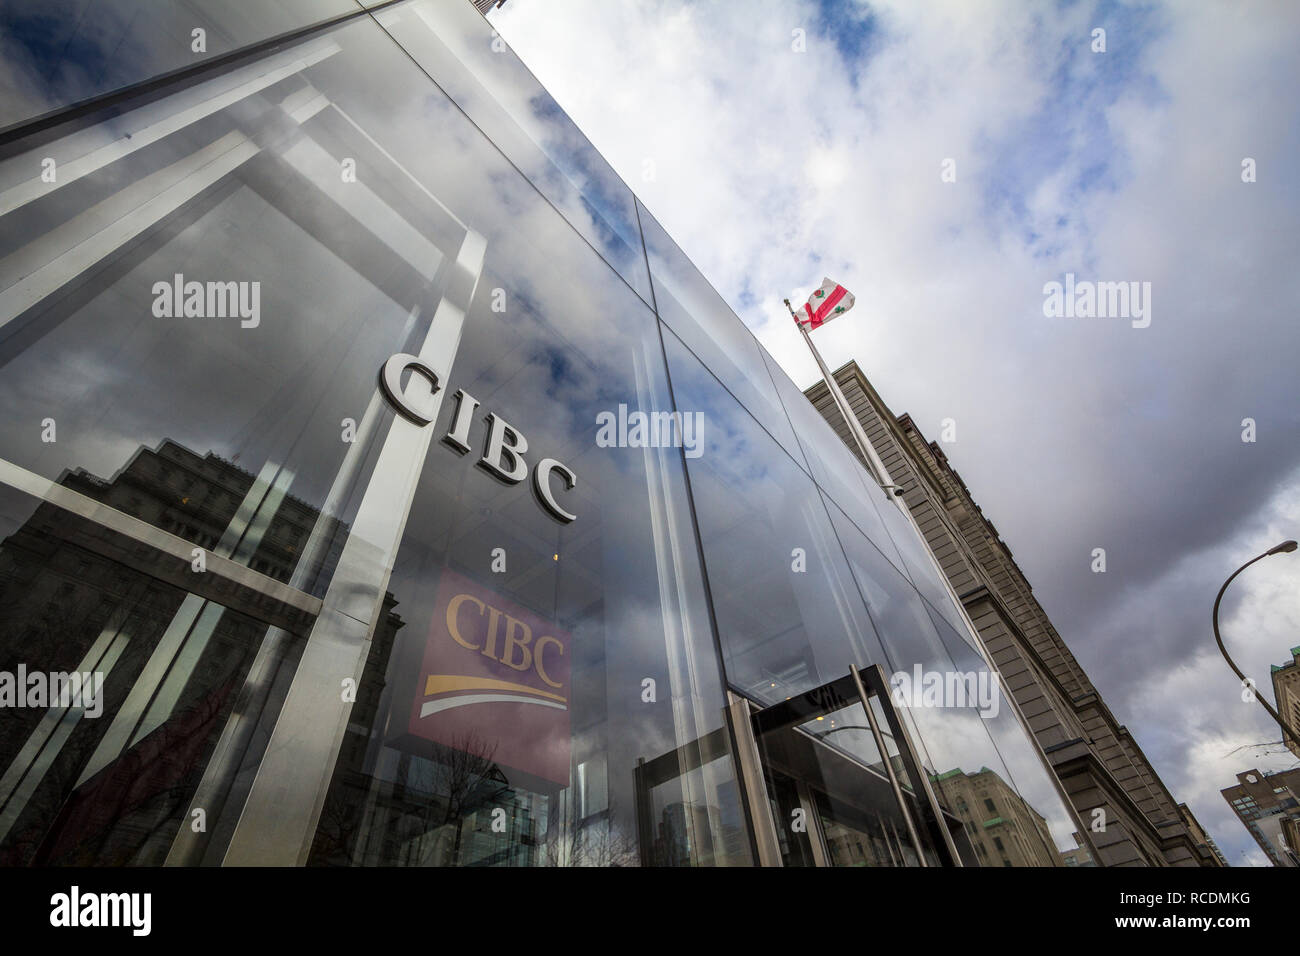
[786,298,898,500]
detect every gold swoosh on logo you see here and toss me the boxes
[423,674,567,704]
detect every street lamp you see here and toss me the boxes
[1211,540,1300,746]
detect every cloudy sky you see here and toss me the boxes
[491,0,1300,865]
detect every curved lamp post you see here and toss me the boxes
[1211,540,1300,745]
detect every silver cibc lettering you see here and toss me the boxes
[478,412,528,484]
[377,355,577,521]
[379,353,440,425]
[442,388,479,453]
[533,458,577,523]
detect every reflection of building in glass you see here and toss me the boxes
[1058,845,1094,867]
[932,767,1060,867]
[1271,646,1300,759]
[0,439,347,864]
[658,801,712,866]
[1222,767,1300,867]
[807,361,1221,867]
[62,439,343,588]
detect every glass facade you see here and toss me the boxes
[0,0,1084,866]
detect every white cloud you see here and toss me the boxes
[1113,466,1300,860]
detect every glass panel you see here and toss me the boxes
[764,769,818,867]
[760,345,897,553]
[297,89,746,864]
[660,326,886,704]
[814,789,921,868]
[0,22,476,598]
[874,494,976,640]
[0,0,358,130]
[761,343,977,645]
[0,480,303,864]
[641,751,749,867]
[820,491,1066,864]
[640,199,806,467]
[925,603,1083,862]
[367,0,652,302]
[752,690,938,867]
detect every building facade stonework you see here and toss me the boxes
[806,361,1221,867]
[1222,767,1300,866]
[1271,647,1300,759]
[1179,803,1228,867]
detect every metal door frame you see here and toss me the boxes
[728,663,966,867]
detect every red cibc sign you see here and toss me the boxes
[408,569,571,785]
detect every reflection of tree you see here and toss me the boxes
[309,730,509,867]
[412,730,509,866]
[0,566,149,863]
[312,774,364,865]
[543,801,639,867]
[29,661,242,865]
[0,614,100,864]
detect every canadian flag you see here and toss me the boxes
[795,278,855,329]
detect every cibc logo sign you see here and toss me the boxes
[406,569,571,784]
[379,353,578,522]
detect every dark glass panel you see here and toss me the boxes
[0,480,303,864]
